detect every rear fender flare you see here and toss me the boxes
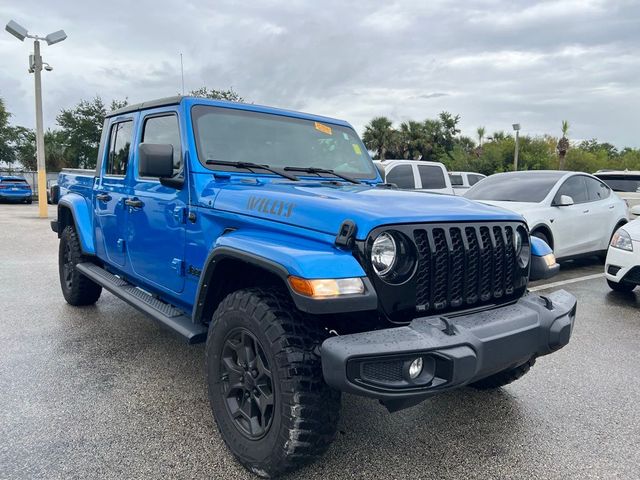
[57,193,95,255]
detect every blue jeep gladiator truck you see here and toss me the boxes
[52,96,576,478]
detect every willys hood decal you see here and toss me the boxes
[212,180,524,239]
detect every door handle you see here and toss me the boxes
[96,193,111,202]
[583,210,589,214]
[124,198,144,209]
[609,205,615,209]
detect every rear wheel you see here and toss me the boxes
[469,358,536,390]
[58,225,102,305]
[607,279,636,293]
[26,198,32,204]
[206,287,340,478]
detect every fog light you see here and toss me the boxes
[409,357,423,379]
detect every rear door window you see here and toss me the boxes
[449,174,463,186]
[418,165,446,189]
[105,121,133,176]
[386,164,415,189]
[555,176,588,204]
[585,177,611,202]
[468,174,484,186]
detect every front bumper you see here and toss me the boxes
[605,242,640,285]
[321,290,576,411]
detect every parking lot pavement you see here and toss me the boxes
[1,203,639,480]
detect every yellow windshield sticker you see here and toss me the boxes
[352,143,362,155]
[315,122,332,135]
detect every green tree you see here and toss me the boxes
[189,86,244,102]
[56,96,128,169]
[362,116,394,160]
[476,126,486,147]
[0,98,17,165]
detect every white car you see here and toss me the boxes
[605,206,640,292]
[465,170,628,261]
[374,160,454,195]
[449,171,486,195]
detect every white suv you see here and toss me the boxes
[374,160,454,195]
[594,170,640,217]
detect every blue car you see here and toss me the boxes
[0,176,32,203]
[52,96,576,478]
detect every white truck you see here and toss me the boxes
[374,159,454,195]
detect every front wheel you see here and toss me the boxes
[469,358,536,390]
[206,288,341,478]
[58,225,102,305]
[607,279,636,293]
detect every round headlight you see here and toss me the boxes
[514,229,523,256]
[371,232,397,276]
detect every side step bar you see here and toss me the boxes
[76,262,207,344]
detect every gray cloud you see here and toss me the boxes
[1,0,639,147]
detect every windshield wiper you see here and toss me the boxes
[205,159,299,181]
[283,166,360,184]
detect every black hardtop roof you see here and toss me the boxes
[106,96,183,117]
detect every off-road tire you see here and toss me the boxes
[206,287,341,478]
[58,225,102,306]
[607,279,636,293]
[469,358,536,390]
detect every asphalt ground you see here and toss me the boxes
[1,203,639,479]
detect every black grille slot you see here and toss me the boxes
[410,223,523,317]
[414,230,430,310]
[361,360,404,383]
[432,228,449,310]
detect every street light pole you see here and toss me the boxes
[512,123,521,171]
[33,39,47,218]
[5,20,67,219]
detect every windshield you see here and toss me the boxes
[594,175,640,193]
[464,172,563,203]
[192,105,378,180]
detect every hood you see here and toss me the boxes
[211,179,524,239]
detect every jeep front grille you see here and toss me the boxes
[359,222,528,323]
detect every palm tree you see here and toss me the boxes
[557,120,570,170]
[476,126,486,147]
[362,117,394,160]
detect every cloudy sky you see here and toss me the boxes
[1,0,639,147]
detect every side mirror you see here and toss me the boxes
[554,194,574,206]
[139,143,174,178]
[630,205,640,216]
[529,236,560,281]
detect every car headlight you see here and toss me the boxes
[611,229,633,251]
[371,232,397,276]
[516,226,531,267]
[514,228,523,256]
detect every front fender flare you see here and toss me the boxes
[57,193,95,255]
[193,231,378,321]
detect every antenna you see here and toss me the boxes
[180,53,185,95]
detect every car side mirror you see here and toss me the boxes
[630,205,640,216]
[554,194,574,206]
[139,143,174,178]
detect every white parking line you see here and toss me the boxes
[529,273,605,292]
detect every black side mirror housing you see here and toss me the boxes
[139,143,175,178]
